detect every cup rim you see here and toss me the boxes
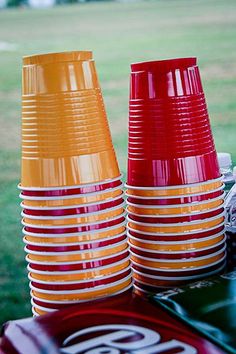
[18,174,123,191]
[29,273,132,294]
[19,184,124,201]
[30,282,133,304]
[129,236,226,254]
[130,57,197,72]
[126,204,224,219]
[133,262,226,281]
[26,246,130,265]
[126,210,225,228]
[23,230,127,247]
[24,238,128,256]
[28,265,132,285]
[126,192,225,211]
[125,176,223,191]
[127,220,225,237]
[130,245,226,263]
[27,255,131,275]
[127,230,226,246]
[20,193,124,211]
[23,51,93,65]
[21,201,125,220]
[131,255,226,272]
[125,184,225,200]
[22,211,126,229]
[31,302,55,313]
[22,219,126,238]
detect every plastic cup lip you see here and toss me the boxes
[133,262,226,281]
[29,273,132,294]
[27,255,131,276]
[125,176,223,191]
[127,220,225,237]
[128,236,226,254]
[126,210,225,228]
[126,203,224,219]
[30,282,133,305]
[19,174,122,192]
[131,57,197,72]
[20,193,124,211]
[23,51,93,65]
[24,238,128,256]
[31,302,55,313]
[125,185,225,200]
[21,202,125,220]
[22,210,127,229]
[126,193,225,211]
[131,253,226,273]
[19,185,123,201]
[130,245,226,263]
[23,230,127,247]
[127,229,226,246]
[26,246,130,265]
[28,265,132,285]
[22,219,126,238]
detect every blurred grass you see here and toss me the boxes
[0,0,236,325]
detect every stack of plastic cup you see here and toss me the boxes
[125,58,226,295]
[18,51,132,315]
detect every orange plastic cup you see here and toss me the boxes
[126,195,224,216]
[130,249,226,270]
[21,205,125,226]
[25,240,128,262]
[21,51,119,188]
[125,177,223,197]
[128,233,225,252]
[21,188,123,208]
[23,223,126,244]
[127,212,225,234]
[30,276,132,301]
[28,258,131,282]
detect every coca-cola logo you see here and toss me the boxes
[60,324,197,354]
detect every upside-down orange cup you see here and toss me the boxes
[30,276,132,301]
[28,257,131,282]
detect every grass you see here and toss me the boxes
[0,0,236,325]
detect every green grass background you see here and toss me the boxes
[0,0,236,325]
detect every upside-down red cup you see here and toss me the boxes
[27,248,130,272]
[128,206,224,224]
[29,268,132,291]
[21,204,125,226]
[24,233,127,252]
[23,214,126,234]
[127,150,220,187]
[22,195,124,217]
[130,57,202,99]
[127,224,225,242]
[19,178,122,197]
[129,238,225,260]
[126,188,224,205]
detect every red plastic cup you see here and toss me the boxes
[22,196,124,217]
[127,150,220,187]
[130,58,202,99]
[27,249,130,272]
[20,179,122,197]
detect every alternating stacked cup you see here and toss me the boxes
[125,58,226,294]
[19,51,132,315]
